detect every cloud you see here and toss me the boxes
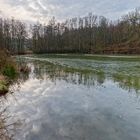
[0,0,140,24]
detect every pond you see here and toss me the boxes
[1,55,140,140]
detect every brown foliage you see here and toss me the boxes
[0,49,17,74]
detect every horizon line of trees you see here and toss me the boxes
[0,18,27,54]
[0,8,140,54]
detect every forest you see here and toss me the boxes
[0,3,140,140]
[0,8,140,54]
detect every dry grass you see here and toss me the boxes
[0,75,5,81]
[0,49,18,95]
[0,49,17,78]
[0,49,17,73]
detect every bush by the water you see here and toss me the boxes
[0,80,8,94]
[2,65,17,79]
[0,49,17,94]
[0,49,17,79]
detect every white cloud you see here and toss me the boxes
[37,0,47,10]
[0,0,38,22]
[0,0,140,24]
[29,2,39,11]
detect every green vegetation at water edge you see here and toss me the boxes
[0,80,8,95]
[31,54,140,62]
[0,50,18,94]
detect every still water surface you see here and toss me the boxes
[1,55,140,140]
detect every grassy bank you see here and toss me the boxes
[0,50,18,95]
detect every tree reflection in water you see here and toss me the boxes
[32,60,106,87]
[0,106,16,140]
[0,70,29,140]
[0,58,139,140]
[19,59,140,94]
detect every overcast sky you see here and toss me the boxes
[0,0,140,23]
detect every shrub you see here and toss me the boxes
[2,65,17,79]
[0,80,8,94]
[0,49,17,79]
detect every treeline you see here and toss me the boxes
[0,18,27,54]
[32,8,140,54]
[1,8,140,54]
